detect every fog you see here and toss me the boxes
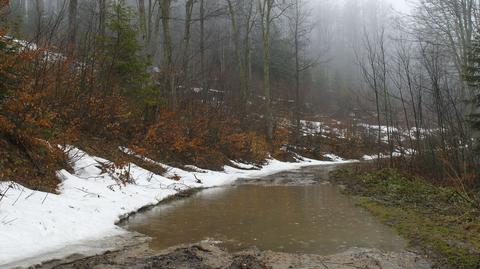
[2,0,478,182]
[300,0,413,111]
[386,0,412,12]
[2,0,472,118]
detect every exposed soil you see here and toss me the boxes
[37,240,432,269]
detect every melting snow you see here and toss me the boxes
[0,147,355,268]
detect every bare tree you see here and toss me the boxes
[34,0,44,43]
[200,0,206,92]
[415,0,479,151]
[68,0,78,54]
[288,0,314,142]
[182,0,195,94]
[357,29,383,161]
[227,0,248,110]
[99,0,107,37]
[159,0,176,111]
[243,0,256,101]
[258,0,274,142]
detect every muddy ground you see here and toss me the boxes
[37,239,432,269]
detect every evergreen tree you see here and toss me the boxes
[101,0,149,91]
[97,0,160,118]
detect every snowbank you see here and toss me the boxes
[0,147,354,268]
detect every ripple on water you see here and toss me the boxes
[122,166,407,255]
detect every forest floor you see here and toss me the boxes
[330,166,480,269]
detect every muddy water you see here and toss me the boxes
[123,165,406,255]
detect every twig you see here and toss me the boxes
[0,184,12,205]
[3,218,17,225]
[167,182,191,191]
[107,184,120,192]
[193,174,202,184]
[74,187,103,198]
[24,191,36,200]
[41,193,48,204]
[147,172,154,182]
[12,188,24,206]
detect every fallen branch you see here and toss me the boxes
[193,174,202,184]
[24,191,36,200]
[74,187,103,198]
[12,188,24,205]
[0,183,12,205]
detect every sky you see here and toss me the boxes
[307,0,414,14]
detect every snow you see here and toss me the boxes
[300,120,347,138]
[324,154,346,162]
[358,123,439,143]
[362,149,415,160]
[191,87,224,93]
[0,147,355,268]
[299,119,440,144]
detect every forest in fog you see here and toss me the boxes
[1,0,480,190]
[3,1,480,268]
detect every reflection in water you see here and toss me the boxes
[123,168,406,255]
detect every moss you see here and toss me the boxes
[332,168,480,269]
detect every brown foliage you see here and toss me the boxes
[135,104,271,169]
[220,132,269,163]
[0,23,294,191]
[0,36,67,191]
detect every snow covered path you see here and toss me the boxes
[0,148,355,268]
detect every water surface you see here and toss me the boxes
[123,166,406,254]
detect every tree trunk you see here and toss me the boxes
[160,0,176,112]
[227,0,247,111]
[34,0,44,44]
[200,0,206,95]
[259,0,274,143]
[182,0,194,96]
[68,0,78,54]
[138,0,147,41]
[99,0,107,37]
[244,0,254,102]
[147,0,153,46]
[293,0,301,143]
